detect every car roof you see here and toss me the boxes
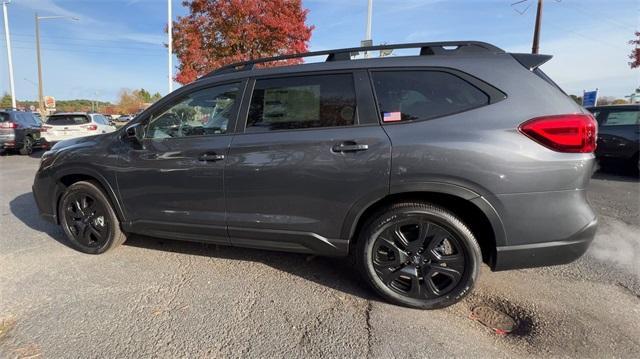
[194,41,516,84]
[587,104,639,110]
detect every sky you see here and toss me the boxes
[0,0,638,103]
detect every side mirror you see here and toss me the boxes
[125,123,145,143]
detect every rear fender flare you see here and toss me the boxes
[341,182,507,248]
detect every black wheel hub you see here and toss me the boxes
[63,193,109,247]
[371,218,466,299]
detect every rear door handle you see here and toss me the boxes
[331,142,369,153]
[198,152,225,162]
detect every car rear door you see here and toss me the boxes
[116,81,246,244]
[224,71,391,255]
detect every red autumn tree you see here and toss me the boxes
[172,0,314,84]
[630,31,640,69]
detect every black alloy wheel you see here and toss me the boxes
[357,202,481,309]
[59,181,127,254]
[372,219,466,299]
[63,192,110,248]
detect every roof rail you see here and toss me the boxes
[201,41,504,79]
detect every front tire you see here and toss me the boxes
[356,201,481,309]
[59,181,126,254]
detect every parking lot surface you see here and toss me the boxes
[1,153,639,358]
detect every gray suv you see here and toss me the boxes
[33,42,598,309]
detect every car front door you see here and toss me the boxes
[116,81,245,244]
[595,108,640,159]
[225,71,391,255]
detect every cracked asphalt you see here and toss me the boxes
[1,153,639,358]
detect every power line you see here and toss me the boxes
[563,1,637,32]
[0,36,165,52]
[1,34,164,49]
[0,43,164,57]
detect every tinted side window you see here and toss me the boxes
[146,83,240,139]
[601,110,639,126]
[25,113,39,126]
[93,115,108,125]
[247,74,356,132]
[372,71,489,123]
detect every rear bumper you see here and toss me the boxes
[493,217,597,270]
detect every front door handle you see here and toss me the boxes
[332,142,369,153]
[198,152,225,162]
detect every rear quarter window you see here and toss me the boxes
[372,71,490,123]
[47,115,91,126]
[601,110,639,126]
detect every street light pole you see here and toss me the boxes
[168,0,173,93]
[35,13,44,114]
[531,0,543,54]
[34,14,79,115]
[2,0,16,109]
[364,0,373,58]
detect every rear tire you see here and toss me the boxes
[59,181,126,254]
[356,201,481,309]
[19,136,33,155]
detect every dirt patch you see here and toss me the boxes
[0,316,16,340]
[464,294,538,339]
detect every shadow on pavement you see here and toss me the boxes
[592,169,639,183]
[9,191,375,301]
[29,148,46,159]
[125,234,375,300]
[593,159,639,181]
[9,192,68,245]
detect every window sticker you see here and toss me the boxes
[263,85,320,123]
[383,111,402,122]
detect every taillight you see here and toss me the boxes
[83,124,98,131]
[519,114,597,153]
[0,121,16,129]
[41,125,52,132]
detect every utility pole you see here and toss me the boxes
[531,0,543,54]
[2,0,16,109]
[168,0,173,93]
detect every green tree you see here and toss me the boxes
[151,92,162,102]
[569,94,582,105]
[134,88,151,102]
[1,93,12,108]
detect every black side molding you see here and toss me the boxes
[510,53,553,70]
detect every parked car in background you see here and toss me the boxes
[112,115,134,128]
[34,41,598,309]
[42,112,116,143]
[586,104,639,172]
[0,109,44,155]
[118,115,134,122]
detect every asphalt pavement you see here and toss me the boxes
[1,153,638,358]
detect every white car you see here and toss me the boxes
[42,113,116,143]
